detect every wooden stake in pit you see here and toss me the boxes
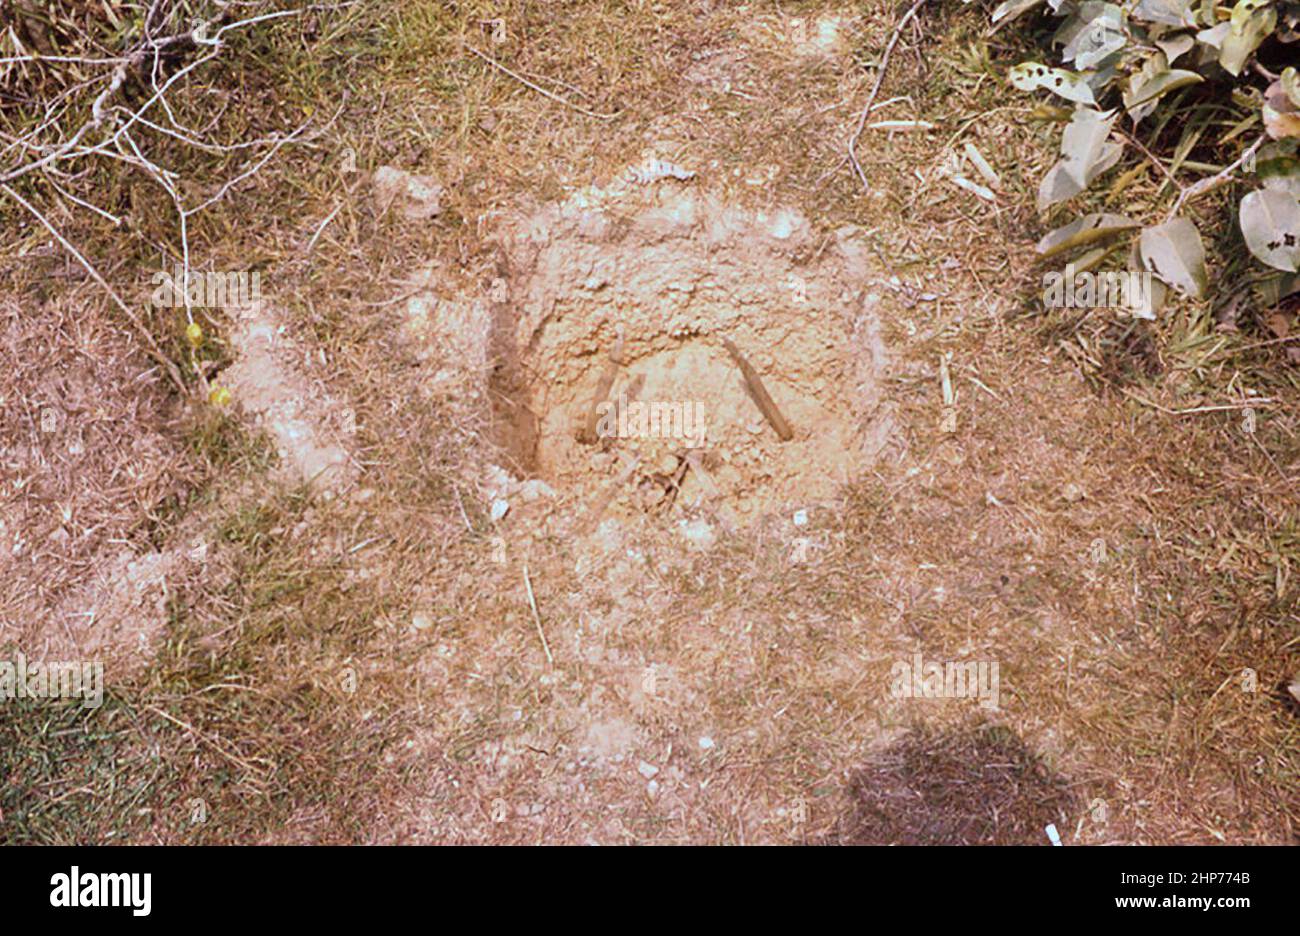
[579,330,625,445]
[721,336,794,441]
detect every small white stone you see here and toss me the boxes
[637,760,659,779]
[519,480,556,502]
[490,498,510,521]
[411,612,433,630]
[677,518,716,550]
[793,509,808,527]
[698,736,715,750]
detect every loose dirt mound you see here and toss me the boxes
[222,300,355,493]
[487,180,892,529]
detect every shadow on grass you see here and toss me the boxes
[837,721,1076,845]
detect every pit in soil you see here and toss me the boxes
[490,184,891,529]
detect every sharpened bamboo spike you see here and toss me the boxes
[721,337,794,442]
[579,331,625,444]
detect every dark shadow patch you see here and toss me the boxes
[1097,319,1162,387]
[835,722,1076,845]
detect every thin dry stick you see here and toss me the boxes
[144,703,264,776]
[305,201,343,256]
[1117,128,1180,193]
[1247,428,1298,493]
[1165,135,1265,221]
[1232,332,1300,353]
[0,3,234,184]
[1119,387,1274,415]
[465,45,618,120]
[584,453,642,532]
[522,564,554,666]
[2,182,186,394]
[847,0,930,193]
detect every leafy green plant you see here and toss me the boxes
[994,0,1300,313]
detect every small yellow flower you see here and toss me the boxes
[186,322,204,348]
[209,386,231,407]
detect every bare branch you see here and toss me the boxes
[1,181,186,394]
[846,0,930,194]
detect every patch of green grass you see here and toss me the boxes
[5,484,408,844]
[185,409,277,473]
[0,695,174,844]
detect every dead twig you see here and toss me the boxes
[1,182,186,395]
[1117,128,1180,193]
[465,45,618,120]
[1119,387,1274,416]
[846,0,930,194]
[1165,135,1265,222]
[522,564,553,666]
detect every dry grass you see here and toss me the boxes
[1,0,1296,844]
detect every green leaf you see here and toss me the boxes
[1155,33,1196,64]
[1229,0,1272,29]
[1254,271,1300,305]
[1058,3,1129,69]
[1123,54,1204,116]
[1010,62,1098,104]
[1219,5,1277,76]
[1069,245,1114,274]
[1139,217,1208,296]
[1195,21,1230,49]
[992,0,1047,24]
[1282,67,1300,108]
[1264,79,1300,139]
[1057,108,1121,184]
[1240,189,1300,271]
[1036,213,1139,257]
[1038,107,1123,209]
[1259,142,1300,194]
[1133,0,1198,27]
[1128,242,1168,318]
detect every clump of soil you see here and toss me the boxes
[221,300,355,493]
[489,181,891,528]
